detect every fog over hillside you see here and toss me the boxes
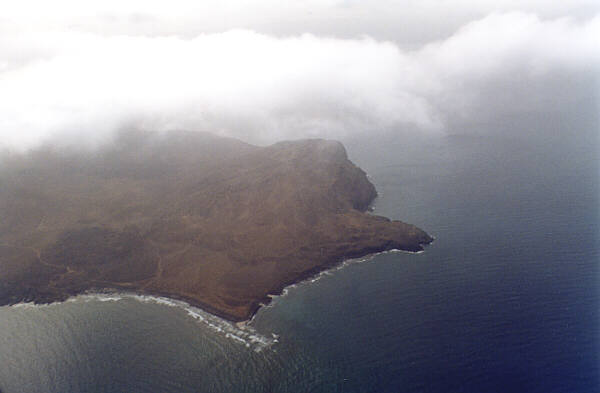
[0,1,598,150]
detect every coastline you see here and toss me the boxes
[245,240,433,323]
[246,245,433,324]
[0,135,433,324]
[3,240,433,327]
[7,291,277,351]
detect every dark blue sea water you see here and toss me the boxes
[0,125,598,392]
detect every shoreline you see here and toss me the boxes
[245,240,433,322]
[245,246,432,324]
[3,241,433,325]
[6,291,277,351]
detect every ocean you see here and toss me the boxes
[0,125,598,392]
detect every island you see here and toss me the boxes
[0,130,432,321]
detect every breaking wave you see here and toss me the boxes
[11,292,276,352]
[9,249,423,349]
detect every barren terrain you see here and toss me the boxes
[0,131,432,321]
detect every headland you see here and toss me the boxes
[0,131,432,321]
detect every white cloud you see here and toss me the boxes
[416,13,600,125]
[1,0,597,44]
[0,12,597,149]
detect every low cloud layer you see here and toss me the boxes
[0,11,598,149]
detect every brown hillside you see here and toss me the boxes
[0,131,432,321]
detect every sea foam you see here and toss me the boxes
[10,292,276,352]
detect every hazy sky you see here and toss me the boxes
[1,1,598,149]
